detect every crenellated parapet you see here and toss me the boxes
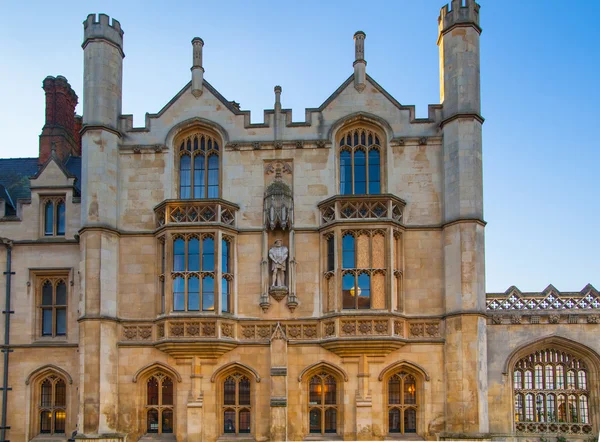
[438,0,480,35]
[83,13,124,55]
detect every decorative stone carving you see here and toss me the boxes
[123,326,137,340]
[492,315,503,325]
[510,315,522,324]
[425,323,439,337]
[548,314,560,324]
[157,324,165,339]
[409,323,424,338]
[303,325,317,338]
[587,315,598,324]
[139,326,152,340]
[264,175,293,230]
[171,323,184,337]
[221,323,233,338]
[324,322,335,337]
[187,322,200,336]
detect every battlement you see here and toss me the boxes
[438,0,480,34]
[83,13,124,50]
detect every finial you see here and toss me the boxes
[274,85,282,106]
[353,31,366,92]
[191,37,205,98]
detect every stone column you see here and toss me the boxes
[355,354,373,440]
[78,13,124,440]
[438,0,488,436]
[269,323,288,441]
[187,356,204,440]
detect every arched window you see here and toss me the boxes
[42,197,66,236]
[338,127,382,195]
[178,131,220,199]
[388,372,417,434]
[308,373,338,434]
[171,234,215,312]
[145,373,174,434]
[223,374,251,435]
[39,375,66,435]
[513,348,593,435]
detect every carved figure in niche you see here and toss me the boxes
[269,239,288,288]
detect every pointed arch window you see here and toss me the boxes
[145,373,174,434]
[178,132,220,199]
[39,375,66,435]
[338,127,382,195]
[223,374,251,435]
[513,348,593,435]
[308,373,338,434]
[42,197,66,236]
[388,372,417,434]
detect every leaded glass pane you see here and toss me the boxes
[147,377,159,405]
[202,276,214,311]
[56,201,65,235]
[179,155,191,199]
[207,154,219,198]
[44,202,54,236]
[162,377,174,405]
[340,150,352,195]
[173,277,185,311]
[187,276,199,311]
[55,308,66,335]
[194,155,205,198]
[239,377,251,405]
[342,235,355,269]
[239,409,251,433]
[162,409,173,433]
[56,281,67,305]
[41,380,52,407]
[188,238,200,271]
[354,150,366,194]
[324,408,336,433]
[202,237,215,271]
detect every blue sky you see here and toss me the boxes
[0,0,598,292]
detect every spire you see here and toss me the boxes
[353,31,366,92]
[191,37,204,98]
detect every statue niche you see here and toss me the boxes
[262,161,295,305]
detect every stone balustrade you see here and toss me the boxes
[154,198,239,228]
[318,194,405,226]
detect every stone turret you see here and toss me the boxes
[79,13,124,439]
[437,1,488,436]
[191,37,204,97]
[353,31,366,92]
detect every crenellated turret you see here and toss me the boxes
[438,0,480,34]
[438,0,481,119]
[353,31,366,92]
[79,13,124,438]
[82,13,124,128]
[191,37,204,98]
[437,1,488,435]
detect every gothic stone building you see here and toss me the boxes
[0,1,599,441]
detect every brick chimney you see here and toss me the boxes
[39,76,81,164]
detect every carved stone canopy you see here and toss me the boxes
[264,180,293,230]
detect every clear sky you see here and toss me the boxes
[0,0,598,293]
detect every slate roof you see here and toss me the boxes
[0,155,82,216]
[0,157,40,215]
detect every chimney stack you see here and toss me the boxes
[353,31,366,92]
[191,37,204,98]
[39,76,81,164]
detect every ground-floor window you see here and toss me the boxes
[388,371,417,434]
[146,373,174,434]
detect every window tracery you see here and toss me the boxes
[223,373,251,435]
[513,348,593,435]
[338,127,382,195]
[145,373,174,434]
[387,371,417,434]
[308,373,338,434]
[165,232,233,315]
[172,233,216,312]
[42,196,66,236]
[178,131,220,199]
[38,374,66,435]
[340,230,386,310]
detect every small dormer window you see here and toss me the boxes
[42,197,66,236]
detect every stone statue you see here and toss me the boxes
[268,239,288,288]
